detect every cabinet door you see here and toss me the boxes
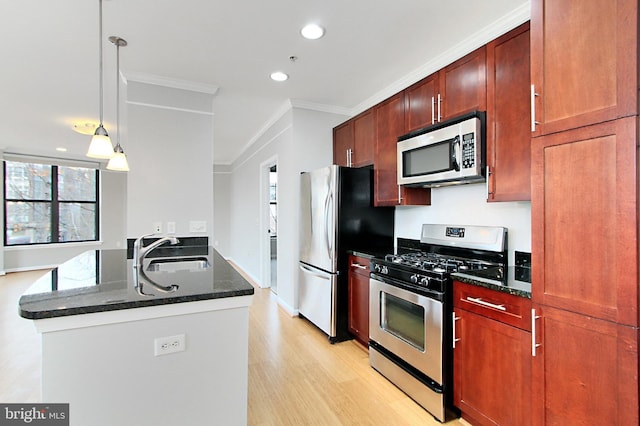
[405,73,439,132]
[530,0,638,136]
[486,23,531,202]
[348,255,370,346]
[373,93,431,207]
[531,305,639,426]
[453,308,532,426]
[352,110,374,167]
[531,118,638,326]
[440,46,487,120]
[333,120,353,167]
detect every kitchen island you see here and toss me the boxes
[19,246,254,426]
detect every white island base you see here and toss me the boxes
[33,296,253,426]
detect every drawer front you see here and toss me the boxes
[454,281,531,331]
[348,255,371,277]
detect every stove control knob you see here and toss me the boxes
[373,264,380,273]
[420,276,430,286]
[381,266,388,274]
[410,274,418,283]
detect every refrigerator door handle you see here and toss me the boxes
[299,263,329,279]
[324,192,334,261]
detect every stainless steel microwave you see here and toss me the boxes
[397,112,485,188]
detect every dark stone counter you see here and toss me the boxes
[19,247,254,320]
[452,266,532,299]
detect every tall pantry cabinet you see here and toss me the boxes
[530,0,639,424]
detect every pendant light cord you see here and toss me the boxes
[98,0,104,125]
[115,41,120,145]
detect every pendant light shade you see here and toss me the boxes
[106,36,129,172]
[87,0,113,159]
[88,124,114,159]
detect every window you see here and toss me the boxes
[4,159,99,246]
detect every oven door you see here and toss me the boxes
[369,277,443,383]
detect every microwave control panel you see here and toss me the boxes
[461,132,475,168]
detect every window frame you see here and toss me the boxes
[4,160,100,246]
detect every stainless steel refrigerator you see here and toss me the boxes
[298,165,394,342]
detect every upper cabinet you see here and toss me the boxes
[333,110,374,168]
[374,93,431,207]
[405,47,487,133]
[486,23,531,202]
[530,0,638,137]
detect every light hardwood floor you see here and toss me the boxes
[0,270,467,425]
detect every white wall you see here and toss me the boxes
[126,80,214,241]
[395,184,531,264]
[213,164,231,256]
[225,105,349,313]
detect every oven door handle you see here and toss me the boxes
[465,296,506,311]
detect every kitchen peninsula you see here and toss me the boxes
[19,245,254,426]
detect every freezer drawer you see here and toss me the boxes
[298,262,338,337]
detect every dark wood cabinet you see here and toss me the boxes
[348,254,371,347]
[352,110,375,167]
[530,0,638,136]
[373,93,431,206]
[531,118,638,326]
[405,73,439,132]
[440,47,487,121]
[405,47,487,133]
[333,120,353,167]
[531,305,638,426]
[486,23,531,202]
[453,281,532,426]
[332,111,374,168]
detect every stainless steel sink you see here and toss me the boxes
[146,257,210,272]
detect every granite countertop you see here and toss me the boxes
[19,246,254,320]
[452,266,532,299]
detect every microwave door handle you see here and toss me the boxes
[452,136,461,171]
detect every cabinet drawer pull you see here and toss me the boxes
[437,93,442,122]
[465,296,506,311]
[431,96,435,125]
[452,312,461,348]
[531,84,540,132]
[532,308,542,357]
[350,263,367,270]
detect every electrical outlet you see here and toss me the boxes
[167,221,176,234]
[189,220,206,233]
[153,222,162,233]
[154,334,186,356]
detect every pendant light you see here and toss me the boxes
[87,0,114,159]
[106,36,130,172]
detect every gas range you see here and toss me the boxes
[370,224,508,295]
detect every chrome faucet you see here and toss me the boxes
[133,234,180,296]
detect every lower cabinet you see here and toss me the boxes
[453,281,532,426]
[348,254,371,347]
[531,304,639,425]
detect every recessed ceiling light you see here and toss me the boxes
[301,23,325,40]
[56,147,68,152]
[270,71,289,82]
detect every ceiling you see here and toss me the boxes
[0,0,528,165]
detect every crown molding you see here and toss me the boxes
[124,71,219,95]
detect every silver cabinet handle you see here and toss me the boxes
[532,308,542,356]
[350,263,367,270]
[486,166,492,198]
[531,84,540,132]
[466,296,506,311]
[431,96,435,124]
[397,185,402,205]
[346,148,353,167]
[452,311,461,348]
[437,93,442,122]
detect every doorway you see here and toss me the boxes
[260,157,278,293]
[268,164,277,293]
